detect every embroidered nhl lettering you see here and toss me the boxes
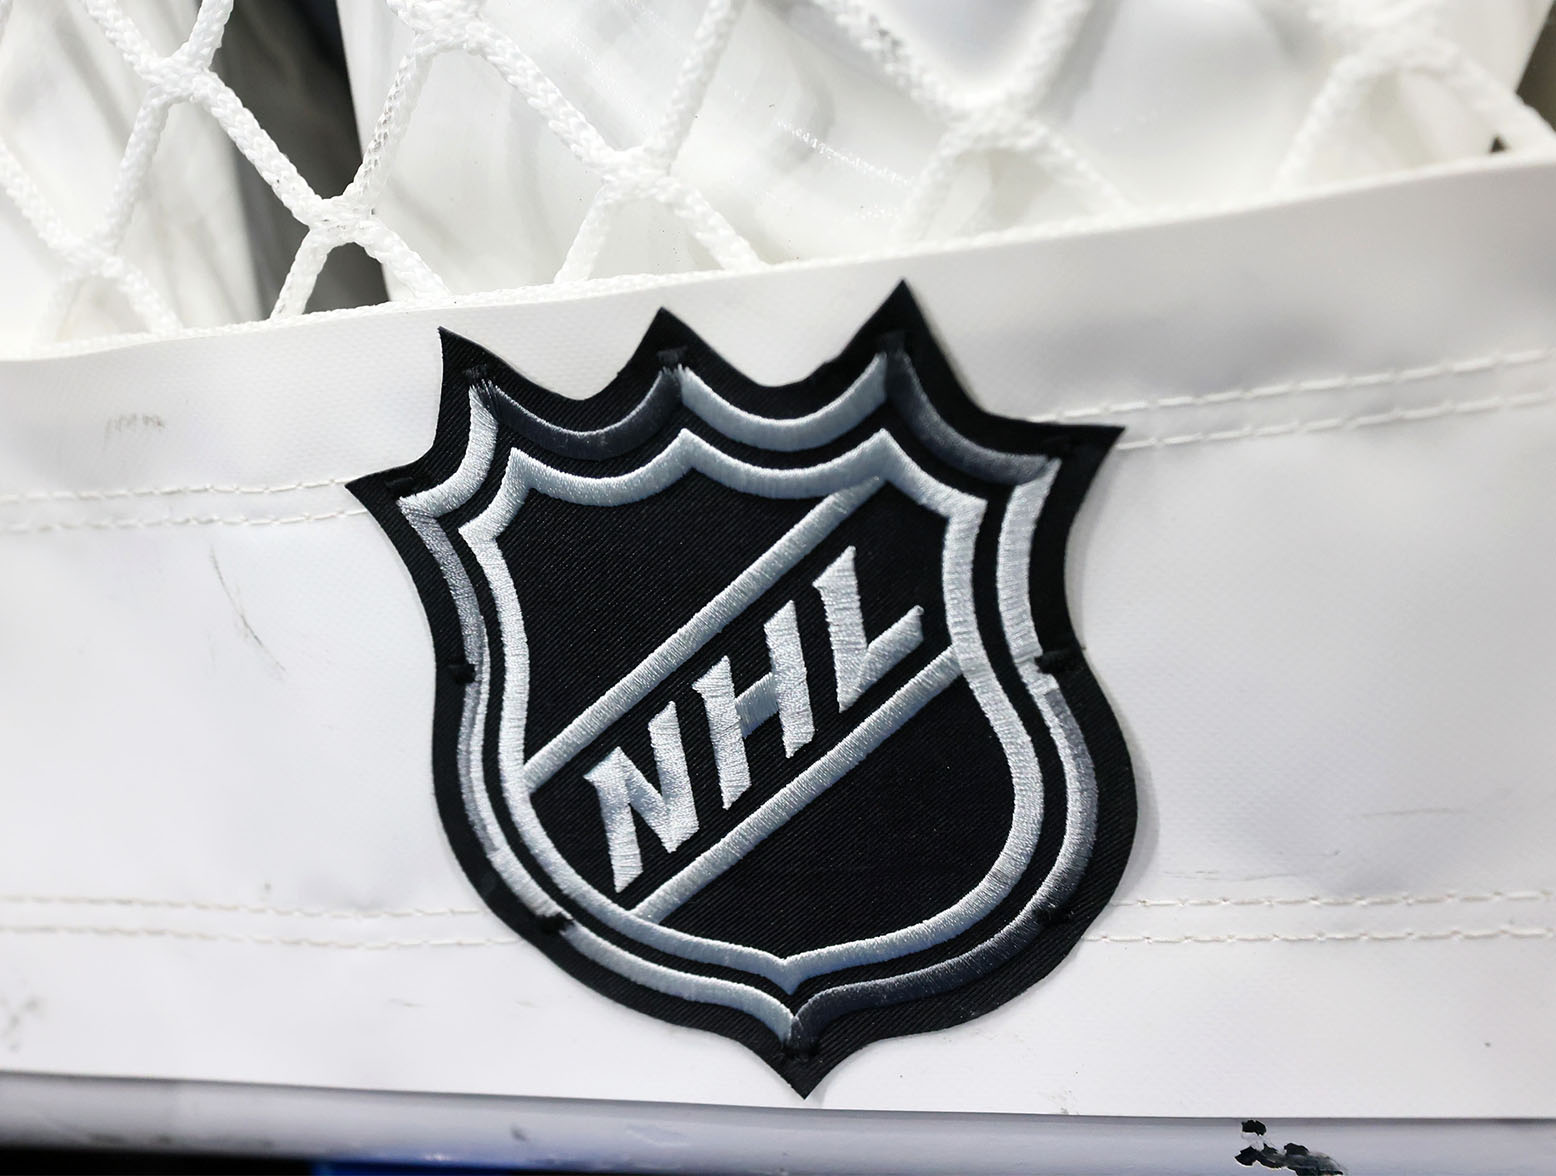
[584,544,920,889]
[350,283,1135,1095]
[584,703,697,891]
[693,597,812,805]
[813,546,923,711]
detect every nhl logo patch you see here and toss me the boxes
[351,284,1135,1094]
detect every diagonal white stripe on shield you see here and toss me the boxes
[520,478,881,794]
[632,647,963,922]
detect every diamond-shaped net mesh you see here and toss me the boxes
[0,0,1551,355]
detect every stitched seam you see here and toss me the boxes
[6,384,1549,525]
[0,925,517,949]
[0,924,1546,948]
[0,477,351,506]
[2,348,1551,507]
[0,895,484,919]
[1057,346,1553,421]
[2,891,1546,918]
[1114,889,1554,910]
[1115,386,1555,451]
[0,507,368,534]
[1088,927,1554,945]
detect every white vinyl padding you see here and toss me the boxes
[0,155,1552,1118]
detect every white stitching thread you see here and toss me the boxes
[2,351,1551,512]
[0,924,517,949]
[0,923,1547,949]
[1,890,1547,918]
[0,508,368,534]
[1088,927,1554,945]
[1114,387,1555,451]
[0,895,483,919]
[0,389,1548,529]
[0,478,351,506]
[1055,346,1553,421]
[1114,889,1553,910]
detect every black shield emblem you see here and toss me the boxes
[351,285,1134,1094]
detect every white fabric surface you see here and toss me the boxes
[0,155,1552,1116]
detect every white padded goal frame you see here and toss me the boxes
[2,1072,1554,1175]
[0,153,1552,1126]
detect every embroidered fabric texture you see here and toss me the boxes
[334,288,1134,1091]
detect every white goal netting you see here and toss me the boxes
[0,0,1552,357]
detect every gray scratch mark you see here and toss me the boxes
[103,413,165,443]
[627,1123,689,1146]
[1165,869,1306,883]
[1,996,42,1051]
[210,551,285,674]
[1359,806,1466,820]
